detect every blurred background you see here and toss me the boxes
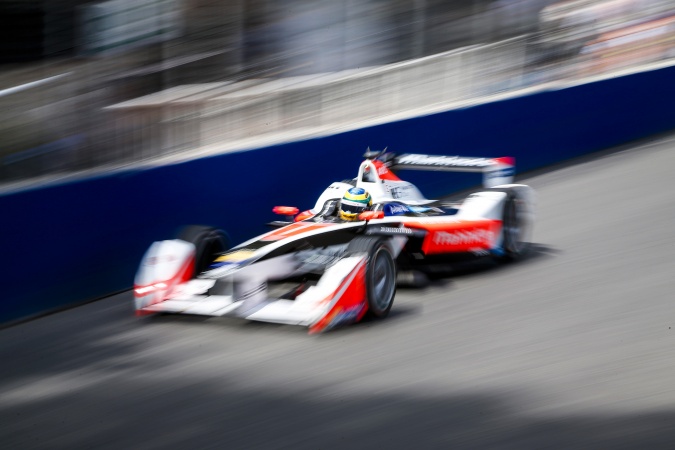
[1,0,674,186]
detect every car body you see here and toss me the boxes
[134,150,535,333]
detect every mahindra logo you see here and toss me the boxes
[433,229,493,246]
[398,154,493,168]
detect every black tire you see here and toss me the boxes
[346,236,397,318]
[497,192,530,261]
[177,225,229,276]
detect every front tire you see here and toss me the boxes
[177,225,229,276]
[347,236,397,318]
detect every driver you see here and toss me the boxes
[339,187,372,221]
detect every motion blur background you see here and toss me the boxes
[1,0,674,186]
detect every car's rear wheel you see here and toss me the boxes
[347,236,397,317]
[177,225,229,276]
[499,193,530,261]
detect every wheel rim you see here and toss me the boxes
[372,248,395,311]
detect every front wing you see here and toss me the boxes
[135,245,369,333]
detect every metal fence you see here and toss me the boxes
[101,36,530,163]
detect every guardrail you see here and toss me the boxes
[2,62,675,324]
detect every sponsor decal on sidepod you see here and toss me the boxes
[433,229,494,246]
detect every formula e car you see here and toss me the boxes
[134,150,535,333]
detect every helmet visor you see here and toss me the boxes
[341,199,368,216]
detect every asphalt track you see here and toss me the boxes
[2,132,675,449]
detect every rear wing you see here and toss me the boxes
[389,153,516,188]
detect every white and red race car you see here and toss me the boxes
[134,150,535,333]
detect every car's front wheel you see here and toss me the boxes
[347,236,397,318]
[177,225,229,276]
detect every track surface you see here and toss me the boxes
[2,134,675,449]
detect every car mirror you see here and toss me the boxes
[359,211,384,221]
[273,206,299,222]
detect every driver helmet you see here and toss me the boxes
[340,187,372,221]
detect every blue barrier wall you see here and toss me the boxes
[2,64,675,323]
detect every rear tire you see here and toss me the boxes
[496,192,530,261]
[347,236,397,318]
[177,225,229,276]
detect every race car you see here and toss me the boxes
[134,149,535,333]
